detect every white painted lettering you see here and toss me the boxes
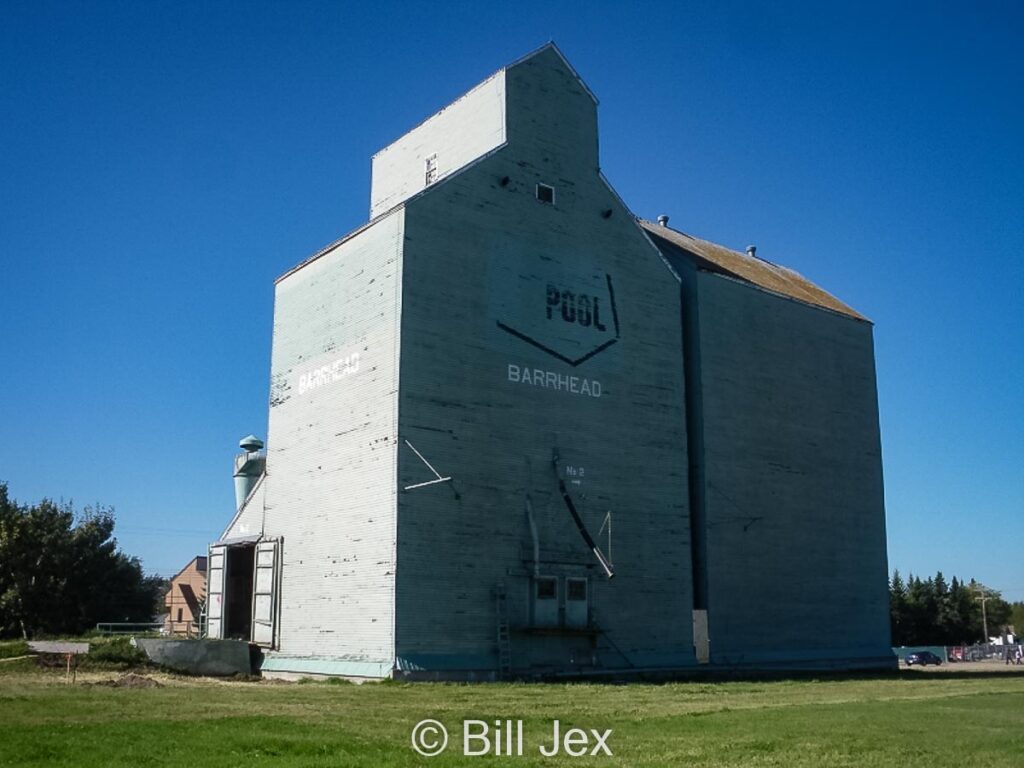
[503,363,603,400]
[297,352,361,394]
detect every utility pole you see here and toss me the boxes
[975,589,992,644]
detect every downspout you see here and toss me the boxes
[552,448,615,579]
[557,479,615,579]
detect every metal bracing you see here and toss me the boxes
[402,439,452,490]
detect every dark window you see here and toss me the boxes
[567,579,587,601]
[177,608,183,622]
[536,577,557,600]
[536,183,555,204]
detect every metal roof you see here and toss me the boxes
[639,219,867,321]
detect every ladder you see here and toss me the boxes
[495,583,512,678]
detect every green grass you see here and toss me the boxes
[1,667,1022,767]
[0,640,30,659]
[78,636,150,669]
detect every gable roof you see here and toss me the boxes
[507,42,598,105]
[640,220,866,322]
[168,555,208,584]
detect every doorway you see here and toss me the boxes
[224,545,255,640]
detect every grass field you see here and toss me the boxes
[1,661,1023,767]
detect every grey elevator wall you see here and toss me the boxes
[262,210,405,665]
[392,48,694,674]
[696,272,892,665]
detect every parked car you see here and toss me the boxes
[906,651,943,666]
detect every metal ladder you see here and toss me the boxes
[495,583,512,678]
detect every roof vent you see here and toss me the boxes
[657,214,669,227]
[239,434,264,452]
[746,245,757,259]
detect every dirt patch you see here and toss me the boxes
[90,673,163,688]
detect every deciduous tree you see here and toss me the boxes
[0,483,164,638]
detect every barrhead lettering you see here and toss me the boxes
[507,363,602,398]
[298,353,360,394]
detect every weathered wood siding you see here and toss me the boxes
[262,210,404,664]
[393,47,693,674]
[696,273,892,665]
[240,43,891,678]
[370,71,506,220]
[220,479,265,540]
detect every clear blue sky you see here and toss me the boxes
[1,1,1021,599]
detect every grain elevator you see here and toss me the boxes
[209,44,894,679]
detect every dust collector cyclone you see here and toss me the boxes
[233,435,265,511]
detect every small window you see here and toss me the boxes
[177,608,183,622]
[536,183,555,204]
[424,154,438,185]
[567,578,587,602]
[536,577,557,600]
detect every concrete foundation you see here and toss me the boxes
[135,638,256,676]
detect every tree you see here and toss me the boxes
[1010,602,1024,638]
[973,582,1012,641]
[889,569,1015,646]
[905,574,933,643]
[945,577,975,645]
[0,483,165,638]
[890,570,910,645]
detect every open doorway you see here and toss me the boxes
[224,545,255,640]
[207,538,280,646]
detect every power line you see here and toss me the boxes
[114,528,214,536]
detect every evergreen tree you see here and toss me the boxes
[890,570,910,645]
[888,569,1015,646]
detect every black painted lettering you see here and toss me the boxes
[546,284,560,319]
[544,283,608,333]
[577,295,592,327]
[561,291,576,323]
[593,297,607,332]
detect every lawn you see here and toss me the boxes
[1,662,1022,767]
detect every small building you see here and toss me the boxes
[163,555,207,637]
[208,44,893,679]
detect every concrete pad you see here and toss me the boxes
[28,641,90,655]
[134,638,254,676]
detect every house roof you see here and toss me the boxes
[640,220,867,321]
[168,555,208,584]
